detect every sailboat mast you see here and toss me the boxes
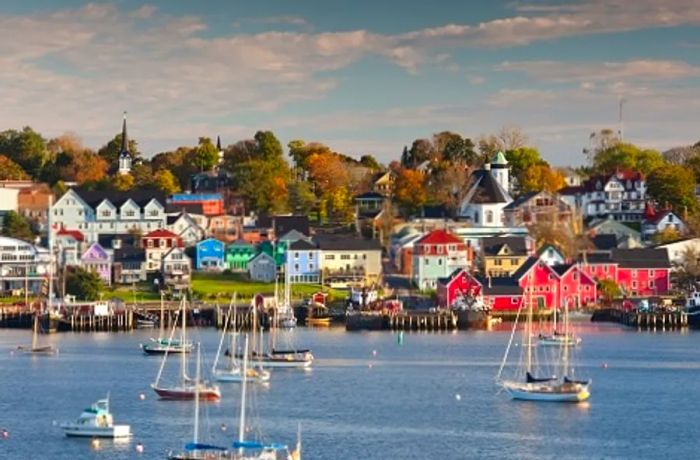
[212,300,230,373]
[159,290,165,339]
[562,300,570,376]
[238,335,249,454]
[526,272,533,373]
[47,195,54,313]
[194,342,201,447]
[181,296,187,384]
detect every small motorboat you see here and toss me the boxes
[61,396,131,438]
[305,303,332,327]
[141,337,193,355]
[538,332,582,347]
[136,319,156,329]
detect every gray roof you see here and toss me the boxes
[75,188,165,209]
[503,191,537,210]
[474,274,523,295]
[611,248,670,268]
[464,169,511,205]
[482,236,528,257]
[114,247,145,263]
[288,239,317,251]
[591,234,618,251]
[315,235,382,251]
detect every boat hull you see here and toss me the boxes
[142,344,192,355]
[62,424,131,438]
[16,345,58,355]
[503,381,590,402]
[152,385,221,401]
[305,317,332,327]
[214,369,271,383]
[538,336,582,347]
[249,357,313,369]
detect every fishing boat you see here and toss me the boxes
[496,273,590,403]
[141,294,192,355]
[60,395,131,438]
[213,297,270,384]
[151,297,220,401]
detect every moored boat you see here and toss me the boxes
[60,396,131,438]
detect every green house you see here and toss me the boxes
[257,240,287,267]
[226,240,256,271]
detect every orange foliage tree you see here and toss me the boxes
[394,168,427,217]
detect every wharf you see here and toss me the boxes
[591,308,688,330]
[347,310,457,332]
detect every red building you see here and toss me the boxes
[141,229,184,250]
[437,269,522,311]
[167,193,224,216]
[581,248,670,297]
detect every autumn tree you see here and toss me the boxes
[287,181,316,215]
[675,247,700,290]
[520,164,566,193]
[433,131,477,165]
[0,155,28,180]
[306,150,354,223]
[154,169,181,195]
[652,227,682,244]
[112,173,135,191]
[406,139,435,167]
[505,147,545,184]
[359,154,381,170]
[393,169,427,217]
[647,164,697,214]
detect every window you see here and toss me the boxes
[511,297,519,304]
[648,269,654,277]
[448,245,456,252]
[294,264,299,271]
[437,245,444,254]
[124,210,135,217]
[486,210,494,224]
[494,259,502,266]
[294,252,299,259]
[631,281,637,288]
[632,270,637,278]
[363,254,367,260]
[147,240,154,248]
[511,258,518,265]
[425,258,429,265]
[340,254,350,260]
[309,263,314,271]
[649,280,655,288]
[325,255,335,260]
[309,252,314,259]
[438,258,442,265]
[102,210,111,217]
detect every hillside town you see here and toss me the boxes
[0,116,699,315]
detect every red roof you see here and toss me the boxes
[144,229,179,239]
[416,229,463,245]
[56,228,84,242]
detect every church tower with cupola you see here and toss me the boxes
[117,112,132,175]
[490,151,510,193]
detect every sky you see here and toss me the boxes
[1,0,700,166]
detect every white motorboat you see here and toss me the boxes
[61,396,131,438]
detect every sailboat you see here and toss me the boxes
[168,336,301,460]
[246,301,313,369]
[141,293,193,355]
[538,302,582,347]
[213,296,271,383]
[151,297,221,401]
[496,273,590,403]
[16,304,57,355]
[276,266,297,329]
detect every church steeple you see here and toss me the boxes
[117,111,132,175]
[216,135,224,165]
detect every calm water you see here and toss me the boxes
[0,324,699,459]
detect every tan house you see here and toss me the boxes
[503,190,572,227]
[316,234,383,285]
[372,171,395,196]
[481,236,532,277]
[207,215,239,243]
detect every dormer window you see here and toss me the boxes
[102,211,110,217]
[124,210,135,217]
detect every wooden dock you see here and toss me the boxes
[591,308,688,330]
[346,310,457,331]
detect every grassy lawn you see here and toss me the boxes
[103,284,162,303]
[190,272,346,302]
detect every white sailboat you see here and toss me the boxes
[496,273,590,403]
[276,265,297,329]
[213,295,270,383]
[248,301,313,369]
[141,292,193,355]
[151,297,220,401]
[538,302,582,347]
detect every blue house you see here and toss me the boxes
[285,239,321,284]
[196,238,225,271]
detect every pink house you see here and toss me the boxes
[80,242,112,286]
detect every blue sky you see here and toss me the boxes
[1,1,699,166]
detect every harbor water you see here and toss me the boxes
[0,324,699,459]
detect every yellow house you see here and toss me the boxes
[481,236,531,277]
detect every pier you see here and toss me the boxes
[591,308,688,330]
[347,310,457,331]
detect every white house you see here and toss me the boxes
[167,212,206,247]
[0,236,50,295]
[162,247,191,289]
[51,188,167,243]
[560,170,646,222]
[0,188,19,213]
[247,252,277,283]
[655,237,700,267]
[641,210,687,243]
[458,152,513,228]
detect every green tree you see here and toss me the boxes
[647,164,697,214]
[131,163,154,188]
[287,181,316,215]
[598,279,621,303]
[593,143,665,176]
[433,131,477,164]
[255,130,284,161]
[408,138,435,167]
[359,154,381,170]
[65,267,102,301]
[1,211,34,241]
[505,147,546,184]
[0,155,28,180]
[189,137,219,172]
[0,127,50,176]
[154,169,181,195]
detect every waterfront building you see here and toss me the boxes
[316,234,382,285]
[580,248,671,297]
[481,236,531,277]
[141,229,184,272]
[112,247,147,284]
[226,239,256,271]
[195,238,225,271]
[247,252,277,282]
[412,229,470,290]
[80,242,112,286]
[51,188,166,242]
[0,235,49,295]
[437,269,522,310]
[162,247,191,289]
[458,152,512,227]
[55,228,84,266]
[392,232,423,276]
[285,239,321,284]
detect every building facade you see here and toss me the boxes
[285,239,321,284]
[412,230,470,290]
[195,238,225,271]
[458,152,512,227]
